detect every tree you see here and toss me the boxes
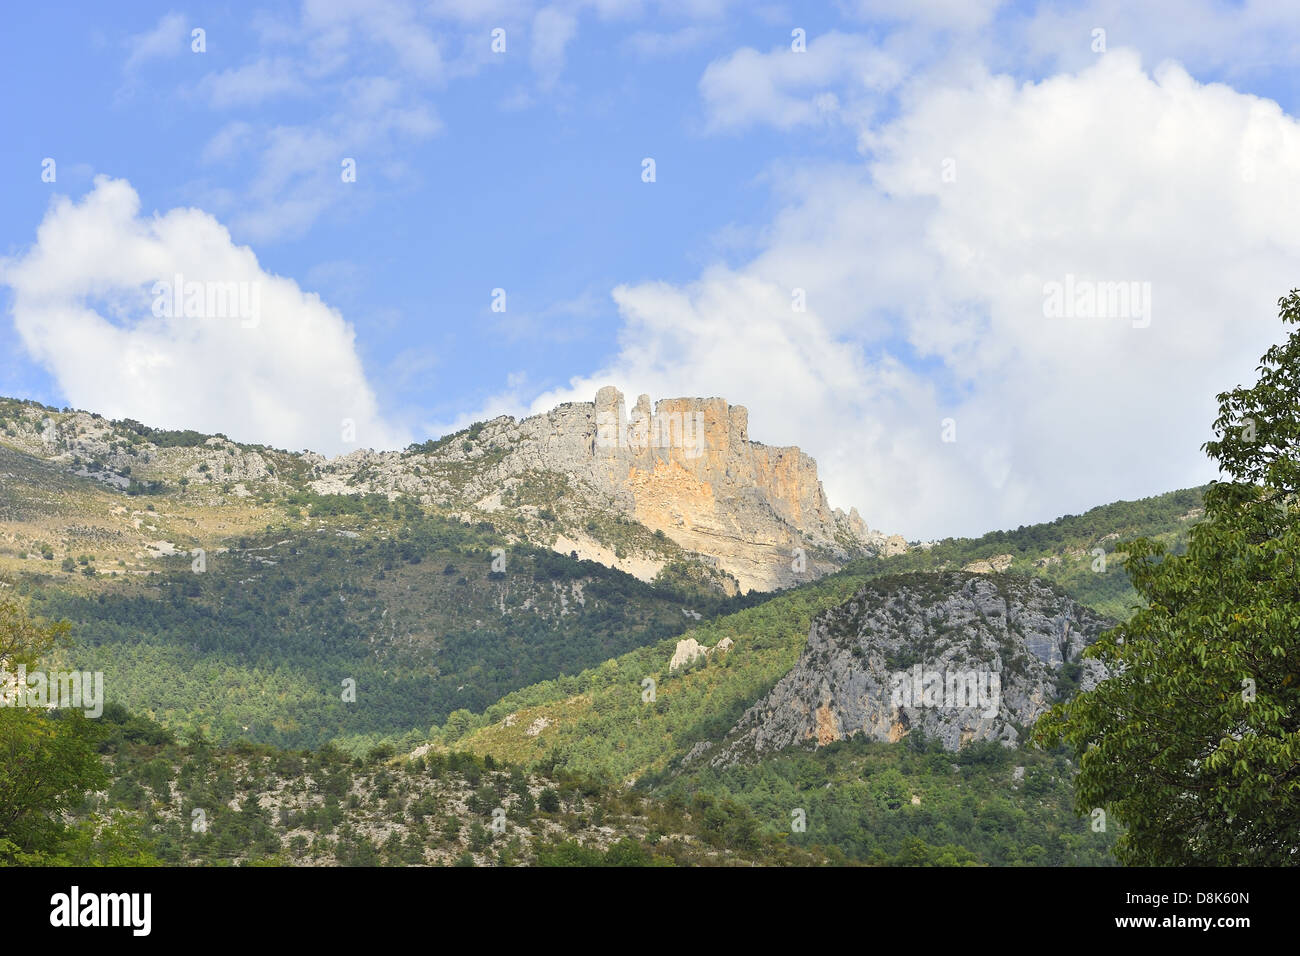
[1036,291,1300,865]
[604,836,653,866]
[0,599,108,863]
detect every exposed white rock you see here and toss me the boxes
[670,638,708,671]
[670,634,735,671]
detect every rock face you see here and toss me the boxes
[311,387,889,592]
[705,572,1111,763]
[0,389,894,593]
[963,554,1014,574]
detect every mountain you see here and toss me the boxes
[316,386,897,592]
[0,388,890,749]
[0,391,1206,865]
[0,391,1203,760]
[0,389,892,597]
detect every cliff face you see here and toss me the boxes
[584,387,882,591]
[308,387,896,592]
[698,572,1110,764]
[0,388,896,593]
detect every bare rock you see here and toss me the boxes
[706,572,1113,762]
[670,638,708,671]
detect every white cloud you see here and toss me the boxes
[124,12,189,71]
[197,74,441,243]
[528,51,1300,540]
[301,0,447,82]
[200,58,311,108]
[200,121,256,163]
[846,0,1005,31]
[1009,0,1300,81]
[699,31,905,131]
[0,177,407,455]
[152,0,772,239]
[175,1,448,240]
[531,6,579,88]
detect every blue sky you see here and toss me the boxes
[0,2,852,424]
[3,1,1300,538]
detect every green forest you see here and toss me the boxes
[22,500,755,751]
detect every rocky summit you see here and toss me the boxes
[322,385,900,592]
[0,389,901,594]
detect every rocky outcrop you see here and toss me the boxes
[309,387,892,592]
[669,634,734,671]
[0,389,897,593]
[0,405,277,490]
[704,572,1111,763]
[963,554,1014,573]
[670,638,708,671]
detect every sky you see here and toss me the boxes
[2,0,1300,539]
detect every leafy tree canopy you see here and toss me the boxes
[1037,290,1300,865]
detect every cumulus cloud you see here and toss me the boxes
[0,177,408,455]
[532,51,1300,539]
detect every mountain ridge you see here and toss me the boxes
[0,389,898,594]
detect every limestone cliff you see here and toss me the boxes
[308,387,895,592]
[0,388,898,593]
[697,572,1110,764]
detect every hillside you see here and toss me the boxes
[846,488,1206,620]
[22,498,759,751]
[665,736,1119,865]
[447,487,1201,779]
[700,572,1113,764]
[0,388,894,595]
[0,393,1208,866]
[0,388,1204,764]
[33,706,833,867]
[2,392,1199,756]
